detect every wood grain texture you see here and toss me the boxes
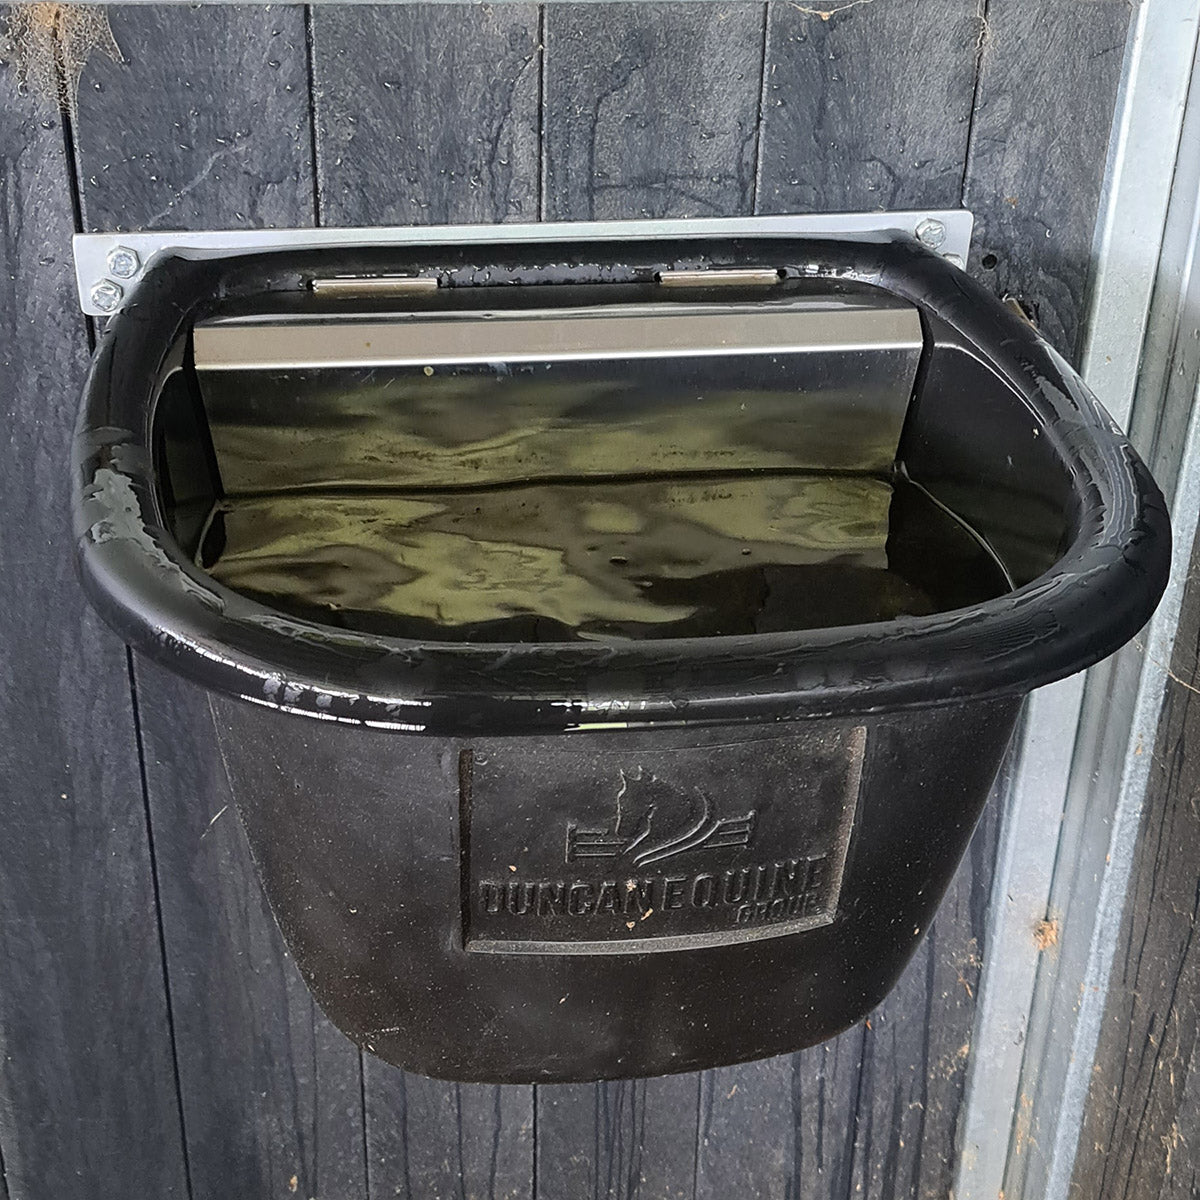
[537,1076,699,1200]
[312,4,541,225]
[542,3,767,220]
[757,0,980,214]
[536,8,774,1189]
[540,5,1008,1197]
[846,755,1009,1200]
[73,4,313,232]
[1072,520,1200,1200]
[785,1032,867,1200]
[696,1058,794,1198]
[730,6,1002,1194]
[694,1033,865,1200]
[691,779,1001,1200]
[0,3,1134,1197]
[71,8,365,1199]
[307,8,542,1194]
[137,667,368,1200]
[962,0,1132,360]
[365,1068,534,1200]
[847,794,1002,1200]
[0,29,188,1200]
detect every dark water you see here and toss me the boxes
[196,471,1010,643]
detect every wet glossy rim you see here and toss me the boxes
[73,236,1171,735]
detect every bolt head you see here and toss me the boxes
[90,279,124,314]
[943,253,965,269]
[106,246,141,279]
[915,218,948,249]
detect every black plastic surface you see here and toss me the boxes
[213,694,1020,1081]
[72,236,1170,1081]
[74,238,1169,733]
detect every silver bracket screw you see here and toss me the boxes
[90,279,124,314]
[915,218,948,249]
[106,246,141,279]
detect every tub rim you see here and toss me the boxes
[73,235,1171,735]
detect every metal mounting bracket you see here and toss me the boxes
[72,209,973,316]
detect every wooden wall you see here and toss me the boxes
[0,3,1132,1197]
[1072,514,1200,1198]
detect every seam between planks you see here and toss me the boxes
[0,1118,9,1200]
[60,35,194,1193]
[304,3,323,226]
[533,8,546,1192]
[304,13,369,1190]
[123,649,196,1200]
[751,1,771,215]
[537,3,547,222]
[957,0,992,209]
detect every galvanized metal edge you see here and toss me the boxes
[954,5,1200,1199]
[1078,0,1200,428]
[1037,27,1200,1199]
[71,210,973,316]
[1044,391,1200,1200]
[953,676,1088,1198]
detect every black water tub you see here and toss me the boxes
[73,236,1169,1082]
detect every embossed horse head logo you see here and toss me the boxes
[566,767,755,867]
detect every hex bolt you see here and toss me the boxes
[90,279,124,314]
[943,253,965,269]
[106,246,141,279]
[915,218,947,249]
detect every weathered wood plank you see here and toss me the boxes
[138,666,368,1200]
[962,0,1132,360]
[312,3,541,225]
[537,1076,699,1200]
[955,13,1133,1183]
[74,3,312,232]
[847,772,1006,1200]
[365,1069,534,1200]
[0,22,188,1198]
[757,0,980,214]
[71,8,367,1199]
[696,1058,793,1199]
[959,5,1136,1194]
[1157,1044,1200,1200]
[673,5,997,1195]
[694,1031,865,1200]
[542,3,767,220]
[1073,521,1200,1199]
[786,1032,867,1200]
[309,8,542,1196]
[17,5,1133,1199]
[690,786,1000,1200]
[536,8,773,1193]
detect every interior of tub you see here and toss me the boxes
[152,273,1076,644]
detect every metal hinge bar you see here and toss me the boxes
[657,267,784,288]
[309,274,441,298]
[72,211,973,316]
